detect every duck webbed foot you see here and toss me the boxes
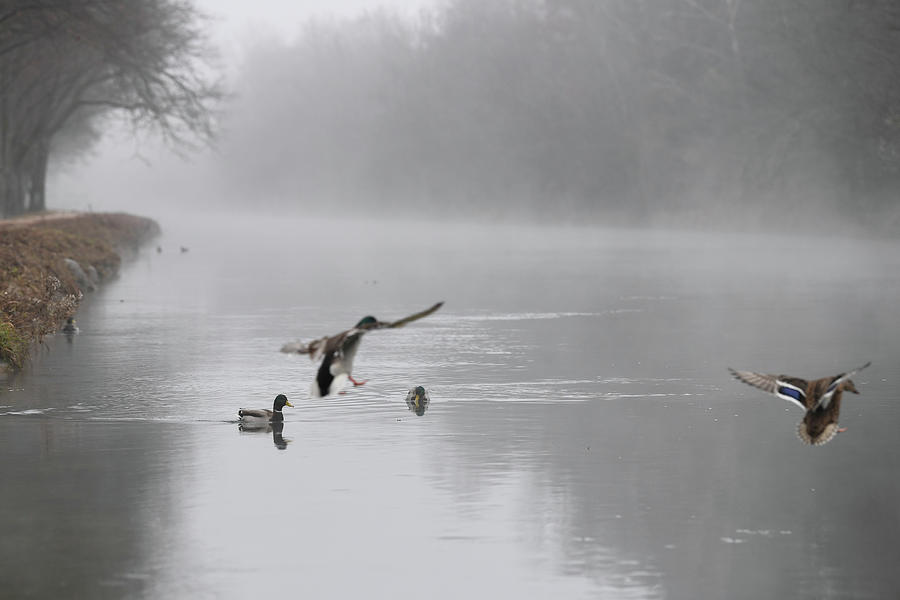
[349,376,368,387]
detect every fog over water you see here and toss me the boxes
[3,216,900,598]
[6,0,900,598]
[48,1,900,232]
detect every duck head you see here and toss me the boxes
[355,315,379,329]
[406,386,430,416]
[274,394,293,410]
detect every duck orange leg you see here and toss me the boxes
[349,375,368,386]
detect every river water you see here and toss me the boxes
[1,215,899,599]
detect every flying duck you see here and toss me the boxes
[728,362,870,446]
[405,386,430,416]
[282,302,444,397]
[238,393,293,423]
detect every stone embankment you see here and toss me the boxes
[0,212,160,370]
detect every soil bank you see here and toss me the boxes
[0,212,160,370]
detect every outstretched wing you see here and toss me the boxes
[728,368,809,410]
[817,361,871,409]
[279,335,329,361]
[281,301,442,356]
[383,301,444,329]
[280,341,309,353]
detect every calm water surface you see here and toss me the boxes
[2,215,899,599]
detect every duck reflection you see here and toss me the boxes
[238,421,290,450]
[405,386,430,416]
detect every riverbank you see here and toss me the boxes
[0,212,160,370]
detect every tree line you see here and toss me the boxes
[220,0,900,229]
[0,0,219,217]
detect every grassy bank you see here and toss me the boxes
[0,212,160,370]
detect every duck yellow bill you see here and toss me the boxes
[285,401,294,407]
[414,394,420,409]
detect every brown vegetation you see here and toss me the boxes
[0,212,159,369]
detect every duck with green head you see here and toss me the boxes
[61,317,78,334]
[405,386,430,416]
[283,302,444,398]
[238,393,293,423]
[729,362,870,446]
[311,315,382,397]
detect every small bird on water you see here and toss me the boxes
[728,362,871,446]
[61,317,79,334]
[238,394,293,423]
[405,386,430,416]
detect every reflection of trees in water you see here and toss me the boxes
[0,419,186,597]
[423,390,900,599]
[424,401,665,598]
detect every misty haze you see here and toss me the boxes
[2,1,900,599]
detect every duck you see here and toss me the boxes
[309,315,379,397]
[61,317,79,334]
[238,393,293,423]
[405,386,430,416]
[283,302,444,398]
[728,362,870,446]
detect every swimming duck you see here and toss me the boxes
[405,386,430,416]
[728,362,870,446]
[284,302,444,398]
[61,317,79,334]
[238,393,293,423]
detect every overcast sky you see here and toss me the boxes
[48,0,443,215]
[194,0,441,45]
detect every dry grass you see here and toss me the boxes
[0,212,159,369]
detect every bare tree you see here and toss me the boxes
[0,0,220,216]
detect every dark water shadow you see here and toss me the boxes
[238,421,289,450]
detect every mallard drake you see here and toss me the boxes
[729,362,870,446]
[405,386,430,416]
[238,394,293,422]
[61,317,79,334]
[283,302,444,398]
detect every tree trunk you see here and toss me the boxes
[26,141,48,213]
[0,166,26,217]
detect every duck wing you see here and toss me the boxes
[816,361,871,409]
[728,368,810,410]
[382,302,444,329]
[333,329,366,374]
[311,328,367,397]
[279,335,329,359]
[288,302,442,356]
[280,341,309,353]
[238,408,272,420]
